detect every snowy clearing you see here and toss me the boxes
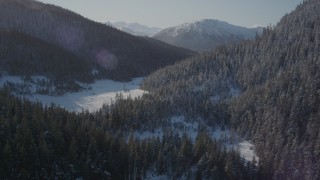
[0,76,146,113]
[131,116,258,163]
[132,116,235,143]
[237,141,259,162]
[0,76,257,162]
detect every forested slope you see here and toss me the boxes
[0,30,94,86]
[0,90,259,179]
[0,0,193,81]
[143,0,320,179]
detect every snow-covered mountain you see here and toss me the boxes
[153,19,263,52]
[107,21,162,36]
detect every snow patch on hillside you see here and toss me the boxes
[0,76,23,86]
[238,141,259,162]
[131,116,233,143]
[131,116,258,163]
[145,172,168,180]
[0,76,146,113]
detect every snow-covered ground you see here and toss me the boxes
[133,116,235,144]
[1,76,257,162]
[131,116,259,163]
[237,141,258,163]
[0,76,29,86]
[145,172,168,180]
[0,76,146,113]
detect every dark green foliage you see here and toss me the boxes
[1,0,318,179]
[142,0,320,179]
[0,89,257,179]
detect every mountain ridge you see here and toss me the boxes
[0,0,194,83]
[153,19,263,52]
[143,0,320,179]
[107,21,162,36]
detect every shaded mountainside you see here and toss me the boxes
[153,19,262,52]
[0,30,93,83]
[0,0,194,81]
[143,0,320,179]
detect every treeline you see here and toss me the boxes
[0,90,258,179]
[142,0,320,179]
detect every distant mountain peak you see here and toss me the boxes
[153,19,262,52]
[107,21,162,37]
[159,19,255,37]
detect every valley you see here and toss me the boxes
[0,75,258,164]
[0,0,318,179]
[0,76,145,113]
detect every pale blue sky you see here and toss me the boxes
[38,0,304,28]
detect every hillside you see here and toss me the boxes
[153,19,262,52]
[0,87,261,179]
[0,0,193,82]
[143,0,320,179]
[0,30,97,94]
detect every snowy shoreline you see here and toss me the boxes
[0,76,146,113]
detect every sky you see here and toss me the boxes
[37,0,304,28]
